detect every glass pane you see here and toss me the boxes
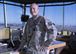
[45,6,63,25]
[0,4,4,28]
[6,5,22,29]
[65,4,76,32]
[65,4,76,26]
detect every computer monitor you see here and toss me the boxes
[63,31,68,36]
[0,28,10,40]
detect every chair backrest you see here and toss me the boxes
[11,29,21,41]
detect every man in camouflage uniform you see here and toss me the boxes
[18,3,57,54]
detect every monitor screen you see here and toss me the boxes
[62,31,68,36]
[0,28,10,40]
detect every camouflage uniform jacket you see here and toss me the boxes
[19,16,57,52]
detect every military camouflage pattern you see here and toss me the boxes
[18,16,57,54]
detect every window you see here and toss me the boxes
[0,4,4,28]
[65,4,76,26]
[45,6,63,25]
[6,5,22,29]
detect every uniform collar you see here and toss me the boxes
[32,15,39,20]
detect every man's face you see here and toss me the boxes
[30,3,39,16]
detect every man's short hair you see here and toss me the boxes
[30,3,38,8]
